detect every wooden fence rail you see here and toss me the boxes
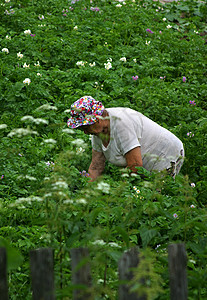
[0,243,188,300]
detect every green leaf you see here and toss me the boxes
[106,249,122,263]
[139,227,158,248]
[0,237,23,270]
[115,226,129,248]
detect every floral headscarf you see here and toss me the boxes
[67,96,105,129]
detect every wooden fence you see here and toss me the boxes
[0,243,187,300]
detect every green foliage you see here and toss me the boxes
[0,0,206,299]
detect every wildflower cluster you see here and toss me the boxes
[187,132,194,137]
[90,7,100,12]
[189,100,196,105]
[76,61,87,67]
[21,115,48,125]
[23,78,31,85]
[104,58,112,70]
[7,128,38,138]
[133,186,141,198]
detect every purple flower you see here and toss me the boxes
[146,28,154,34]
[189,100,196,105]
[90,7,100,11]
[160,76,166,80]
[63,13,67,16]
[80,170,90,177]
[187,132,194,137]
[18,153,23,157]
[1,175,4,179]
[182,76,186,82]
[30,34,36,37]
[173,213,178,219]
[132,75,139,81]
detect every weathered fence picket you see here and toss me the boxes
[0,248,8,300]
[70,247,92,300]
[0,243,188,299]
[30,248,56,300]
[168,243,188,300]
[118,247,146,300]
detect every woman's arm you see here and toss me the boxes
[125,146,143,173]
[88,149,106,181]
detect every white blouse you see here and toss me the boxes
[92,107,184,172]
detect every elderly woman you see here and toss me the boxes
[67,96,184,181]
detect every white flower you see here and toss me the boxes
[38,14,44,20]
[145,40,150,45]
[5,35,11,40]
[194,30,199,34]
[104,61,112,70]
[21,115,35,122]
[23,62,30,68]
[62,128,75,134]
[37,72,42,76]
[17,52,23,59]
[74,25,78,30]
[97,181,110,194]
[23,78,31,85]
[97,279,104,284]
[71,138,87,147]
[167,25,172,29]
[24,29,31,35]
[7,128,38,138]
[63,199,74,204]
[121,173,129,177]
[190,204,196,208]
[189,259,196,264]
[34,118,48,125]
[120,57,127,62]
[190,183,196,188]
[133,58,137,63]
[76,198,87,205]
[107,58,112,62]
[0,124,7,129]
[5,0,10,3]
[130,173,138,177]
[52,180,68,189]
[34,61,40,67]
[25,175,37,181]
[92,240,106,246]
[76,147,85,154]
[89,62,96,67]
[36,104,57,110]
[2,48,9,54]
[43,139,57,144]
[116,4,122,7]
[15,196,43,204]
[163,18,166,21]
[76,61,86,67]
[108,242,121,248]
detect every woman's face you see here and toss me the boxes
[79,122,102,135]
[79,120,109,138]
